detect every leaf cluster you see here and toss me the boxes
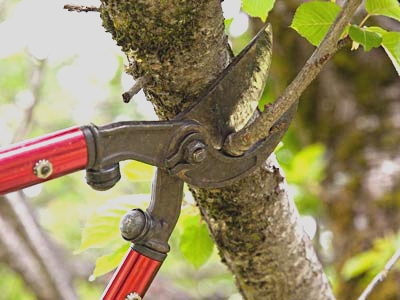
[290,0,400,75]
[76,163,215,278]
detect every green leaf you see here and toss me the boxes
[365,0,400,22]
[291,1,341,46]
[75,195,149,253]
[122,160,154,182]
[348,25,383,51]
[91,243,130,279]
[285,143,326,184]
[366,27,400,75]
[242,0,275,21]
[179,213,214,269]
[381,32,400,76]
[365,26,388,35]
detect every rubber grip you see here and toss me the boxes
[0,126,88,195]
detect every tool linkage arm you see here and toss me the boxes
[102,169,184,300]
[0,121,188,195]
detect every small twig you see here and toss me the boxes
[122,76,151,103]
[63,4,100,12]
[358,246,400,300]
[223,0,361,156]
[13,58,47,143]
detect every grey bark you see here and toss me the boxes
[100,0,334,299]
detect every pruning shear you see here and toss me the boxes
[0,24,296,300]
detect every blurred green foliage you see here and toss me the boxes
[178,208,215,269]
[342,234,400,282]
[0,268,36,300]
[122,161,155,182]
[1,0,399,299]
[277,143,326,215]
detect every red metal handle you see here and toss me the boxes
[101,247,163,300]
[0,126,88,195]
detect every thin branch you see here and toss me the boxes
[63,4,100,12]
[357,246,400,300]
[122,75,151,103]
[3,56,77,299]
[5,192,78,300]
[223,0,362,156]
[0,204,52,297]
[13,58,47,143]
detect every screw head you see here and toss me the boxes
[33,159,53,179]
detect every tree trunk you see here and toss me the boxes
[99,0,334,299]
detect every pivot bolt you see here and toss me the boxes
[186,140,207,163]
[33,159,53,179]
[126,292,141,300]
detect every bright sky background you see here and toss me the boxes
[0,0,249,121]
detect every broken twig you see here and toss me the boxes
[63,4,100,12]
[122,76,151,103]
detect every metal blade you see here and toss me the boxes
[178,24,273,149]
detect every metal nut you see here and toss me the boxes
[126,292,142,300]
[186,140,207,163]
[33,159,53,179]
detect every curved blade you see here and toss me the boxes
[179,24,273,149]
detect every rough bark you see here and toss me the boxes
[99,0,334,299]
[191,157,332,299]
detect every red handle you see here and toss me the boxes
[102,248,163,300]
[0,126,88,195]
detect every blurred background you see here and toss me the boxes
[0,0,399,299]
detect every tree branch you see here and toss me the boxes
[122,75,151,103]
[3,192,78,300]
[224,0,362,155]
[0,55,77,300]
[0,192,77,300]
[358,246,400,300]
[63,4,100,12]
[12,57,46,143]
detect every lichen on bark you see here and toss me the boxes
[190,157,333,299]
[100,0,231,119]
